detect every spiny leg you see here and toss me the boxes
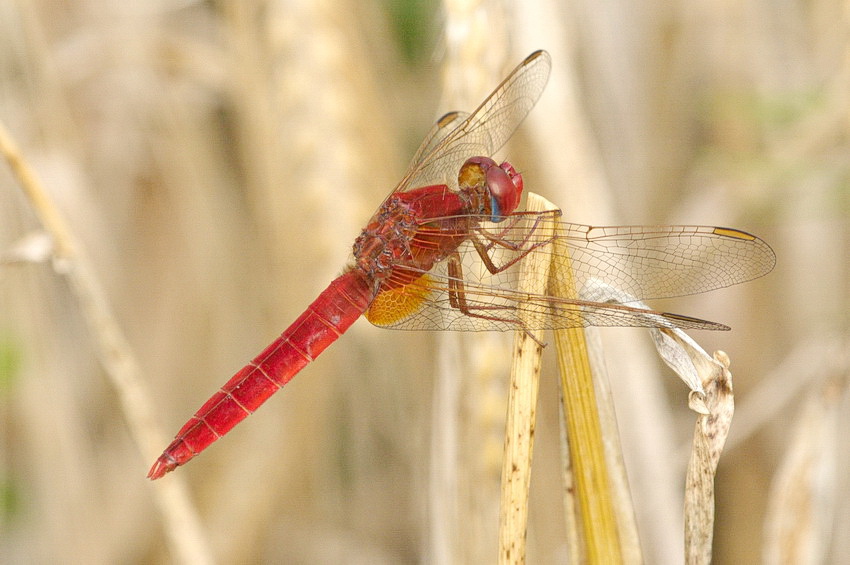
[477,210,558,255]
[446,253,544,346]
[471,211,562,275]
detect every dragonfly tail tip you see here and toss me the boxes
[147,454,178,480]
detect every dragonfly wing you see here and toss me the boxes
[463,214,776,301]
[391,50,552,195]
[364,213,775,332]
[407,111,470,167]
[548,222,776,300]
[365,256,727,332]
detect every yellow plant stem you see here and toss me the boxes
[550,216,623,564]
[554,328,622,562]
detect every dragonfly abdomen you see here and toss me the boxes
[147,270,374,479]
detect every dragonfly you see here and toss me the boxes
[148,50,775,479]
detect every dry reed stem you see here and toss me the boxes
[0,119,212,565]
[497,192,552,564]
[514,8,685,560]
[549,205,623,563]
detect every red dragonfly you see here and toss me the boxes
[148,50,774,479]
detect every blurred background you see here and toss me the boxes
[1,0,847,563]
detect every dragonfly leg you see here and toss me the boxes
[446,253,544,346]
[477,210,558,254]
[477,213,527,253]
[471,216,560,276]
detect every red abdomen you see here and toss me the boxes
[148,270,374,479]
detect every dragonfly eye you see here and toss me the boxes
[461,156,523,221]
[493,160,523,218]
[486,162,523,221]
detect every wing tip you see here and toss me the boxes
[712,226,778,279]
[524,49,551,65]
[662,311,731,331]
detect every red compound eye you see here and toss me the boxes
[461,156,523,221]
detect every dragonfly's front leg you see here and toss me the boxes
[471,209,561,275]
[477,210,555,253]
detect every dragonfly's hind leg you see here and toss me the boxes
[446,253,545,347]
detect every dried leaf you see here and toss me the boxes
[684,351,734,564]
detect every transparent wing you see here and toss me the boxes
[390,50,551,197]
[366,213,776,332]
[370,263,731,332]
[406,111,469,168]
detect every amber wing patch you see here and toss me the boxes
[366,274,436,327]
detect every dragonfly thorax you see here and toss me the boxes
[352,199,420,278]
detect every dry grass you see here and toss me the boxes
[1,0,848,563]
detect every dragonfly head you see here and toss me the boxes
[460,156,524,222]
